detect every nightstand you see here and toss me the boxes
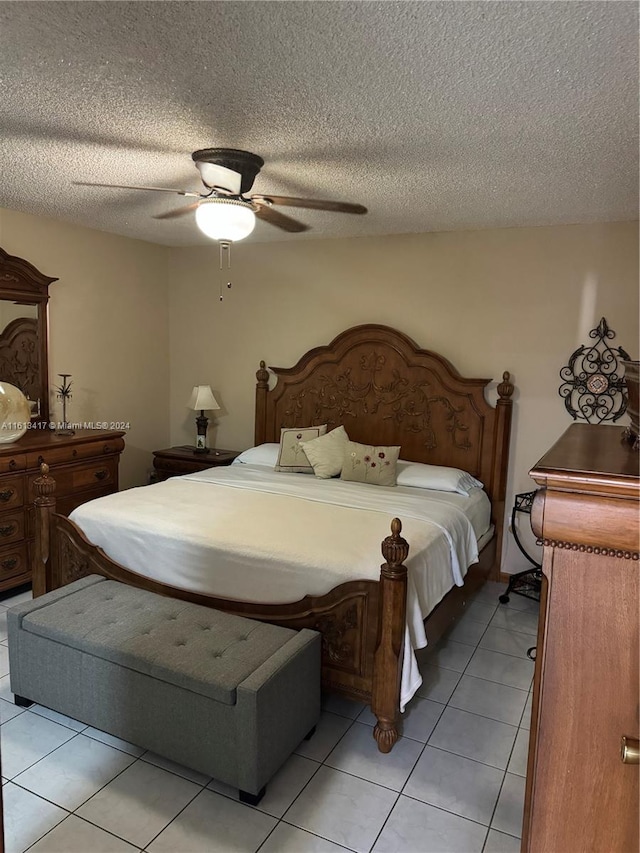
[152,446,240,481]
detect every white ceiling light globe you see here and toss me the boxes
[195,199,256,242]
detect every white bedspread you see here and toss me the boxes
[70,465,491,710]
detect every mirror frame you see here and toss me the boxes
[0,247,57,424]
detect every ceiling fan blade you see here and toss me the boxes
[73,181,201,198]
[252,195,367,214]
[153,202,200,220]
[253,203,309,233]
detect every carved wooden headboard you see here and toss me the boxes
[255,324,514,551]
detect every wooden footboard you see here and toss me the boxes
[33,464,410,751]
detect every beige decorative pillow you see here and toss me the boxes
[299,425,350,479]
[275,425,327,473]
[340,441,401,487]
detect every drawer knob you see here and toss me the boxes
[0,524,16,537]
[1,558,17,571]
[94,469,108,481]
[8,459,16,470]
[0,488,15,502]
[38,455,45,465]
[103,444,111,454]
[621,736,640,764]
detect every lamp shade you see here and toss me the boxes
[194,198,256,242]
[187,385,220,411]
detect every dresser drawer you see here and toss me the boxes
[27,457,117,500]
[0,512,25,546]
[0,454,26,474]
[0,477,24,511]
[67,458,117,492]
[25,438,123,470]
[0,542,28,581]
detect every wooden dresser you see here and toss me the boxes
[0,429,125,595]
[524,423,639,852]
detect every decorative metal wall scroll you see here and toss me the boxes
[559,318,630,423]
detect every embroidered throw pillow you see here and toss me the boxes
[274,425,327,473]
[299,425,350,479]
[340,441,401,487]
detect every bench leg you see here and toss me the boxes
[239,786,266,806]
[304,725,316,741]
[15,695,34,707]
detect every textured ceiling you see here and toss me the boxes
[0,1,637,247]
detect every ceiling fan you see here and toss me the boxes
[74,148,367,241]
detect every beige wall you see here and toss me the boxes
[0,210,635,570]
[0,208,171,489]
[168,221,639,573]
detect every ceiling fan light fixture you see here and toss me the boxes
[195,161,242,194]
[195,198,256,242]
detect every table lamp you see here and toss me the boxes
[187,385,220,453]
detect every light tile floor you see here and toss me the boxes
[0,581,537,853]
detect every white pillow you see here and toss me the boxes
[274,425,328,473]
[396,460,483,496]
[233,443,280,467]
[299,425,350,478]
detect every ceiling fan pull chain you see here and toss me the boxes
[218,241,233,302]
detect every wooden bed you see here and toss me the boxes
[32,324,513,752]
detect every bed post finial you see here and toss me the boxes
[372,517,409,753]
[34,463,56,498]
[498,371,514,401]
[33,463,57,598]
[256,360,269,386]
[381,518,409,572]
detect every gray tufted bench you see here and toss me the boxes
[7,575,320,804]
